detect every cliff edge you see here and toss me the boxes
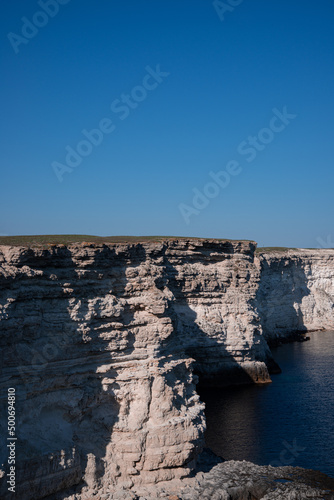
[0,239,333,499]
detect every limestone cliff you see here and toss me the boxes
[0,240,333,499]
[257,249,334,341]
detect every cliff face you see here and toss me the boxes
[0,240,272,499]
[257,250,334,341]
[0,241,333,499]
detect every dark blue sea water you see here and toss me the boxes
[199,331,334,477]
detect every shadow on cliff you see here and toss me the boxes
[156,247,262,388]
[3,242,308,495]
[1,244,146,499]
[256,255,311,345]
[152,246,265,473]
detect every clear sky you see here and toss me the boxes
[1,0,333,247]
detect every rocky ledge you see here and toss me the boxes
[57,453,334,499]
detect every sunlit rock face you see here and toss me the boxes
[0,241,333,499]
[0,240,272,498]
[257,249,334,341]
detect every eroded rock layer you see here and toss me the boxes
[0,240,333,499]
[257,249,334,341]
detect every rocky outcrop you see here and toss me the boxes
[257,249,334,342]
[179,458,334,500]
[94,452,334,499]
[0,240,333,499]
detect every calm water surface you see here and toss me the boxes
[199,331,334,477]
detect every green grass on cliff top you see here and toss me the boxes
[0,235,254,247]
[0,236,325,251]
[255,246,298,253]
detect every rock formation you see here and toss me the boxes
[257,249,334,341]
[0,240,333,499]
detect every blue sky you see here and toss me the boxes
[1,0,333,247]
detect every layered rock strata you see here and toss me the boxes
[0,240,333,499]
[131,453,334,500]
[0,240,271,498]
[257,249,334,342]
